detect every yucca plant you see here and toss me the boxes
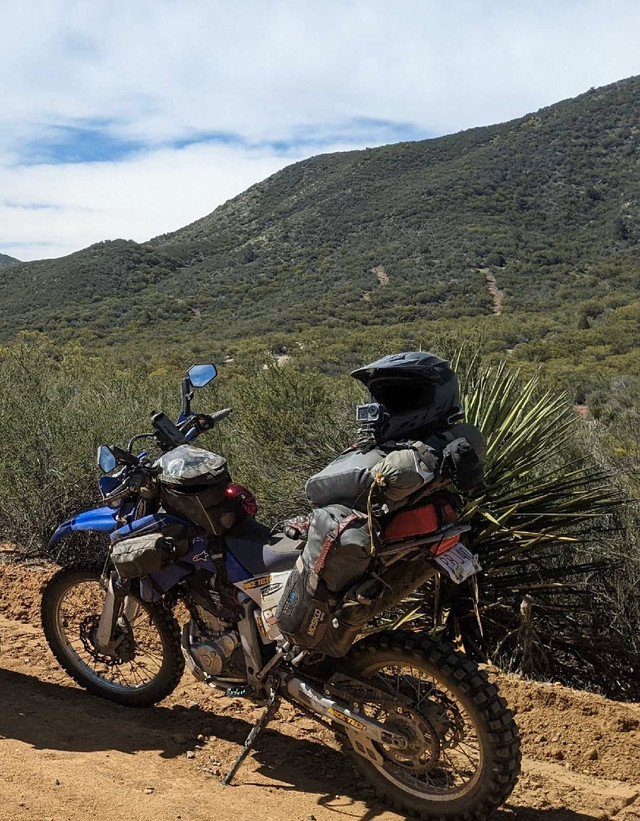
[384,355,635,697]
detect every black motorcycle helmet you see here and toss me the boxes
[351,351,461,443]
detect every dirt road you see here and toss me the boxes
[1,564,639,821]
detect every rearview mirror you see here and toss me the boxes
[97,445,117,474]
[188,363,217,388]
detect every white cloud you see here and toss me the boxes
[0,0,638,259]
[0,142,346,260]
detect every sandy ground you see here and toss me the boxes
[0,563,639,821]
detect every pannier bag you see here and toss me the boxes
[305,447,386,511]
[276,504,373,650]
[112,532,189,579]
[156,444,234,535]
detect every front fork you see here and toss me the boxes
[95,572,140,655]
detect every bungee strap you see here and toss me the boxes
[312,511,361,575]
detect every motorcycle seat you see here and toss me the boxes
[225,517,303,576]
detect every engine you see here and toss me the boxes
[183,606,243,679]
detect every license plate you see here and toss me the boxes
[434,543,481,584]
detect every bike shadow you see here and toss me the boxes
[0,668,605,821]
[0,667,249,757]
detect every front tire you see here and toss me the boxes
[339,631,521,820]
[42,561,184,707]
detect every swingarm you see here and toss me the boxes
[284,675,407,764]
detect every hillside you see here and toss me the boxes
[0,253,20,268]
[0,77,638,348]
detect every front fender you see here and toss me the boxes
[47,506,118,551]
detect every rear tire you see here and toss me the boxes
[42,561,184,707]
[338,631,521,820]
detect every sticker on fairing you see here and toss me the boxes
[261,607,278,625]
[261,582,283,598]
[242,575,272,590]
[253,611,267,639]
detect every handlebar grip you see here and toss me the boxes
[208,408,232,424]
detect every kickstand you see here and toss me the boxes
[221,687,280,786]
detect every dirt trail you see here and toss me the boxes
[1,565,639,821]
[371,265,390,286]
[481,268,505,315]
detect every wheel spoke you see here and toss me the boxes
[356,658,484,798]
[54,577,166,694]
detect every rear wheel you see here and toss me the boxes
[338,631,520,820]
[41,561,184,707]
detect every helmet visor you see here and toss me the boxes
[368,377,435,414]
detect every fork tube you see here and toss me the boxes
[95,572,122,651]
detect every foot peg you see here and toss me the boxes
[225,684,256,699]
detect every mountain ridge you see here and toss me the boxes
[0,253,20,268]
[0,75,638,346]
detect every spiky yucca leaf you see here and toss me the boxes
[387,356,633,696]
[462,363,623,557]
[458,359,629,690]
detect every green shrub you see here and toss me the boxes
[0,334,176,552]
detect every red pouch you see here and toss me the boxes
[384,502,458,548]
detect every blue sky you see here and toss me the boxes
[17,118,432,165]
[1,0,639,261]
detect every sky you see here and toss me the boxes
[1,0,639,261]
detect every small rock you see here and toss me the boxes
[197,734,205,743]
[188,701,199,711]
[55,780,61,786]
[553,750,565,761]
[144,787,154,795]
[586,748,599,760]
[172,734,186,744]
[186,750,196,760]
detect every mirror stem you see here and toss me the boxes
[181,376,193,419]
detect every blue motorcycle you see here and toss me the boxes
[41,364,520,818]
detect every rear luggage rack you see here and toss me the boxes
[379,523,471,554]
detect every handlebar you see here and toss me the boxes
[182,408,232,441]
[112,407,233,471]
[205,407,233,425]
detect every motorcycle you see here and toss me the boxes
[41,363,521,820]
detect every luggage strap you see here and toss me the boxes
[313,512,361,576]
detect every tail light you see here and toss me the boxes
[224,483,258,517]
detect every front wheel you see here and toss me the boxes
[338,631,521,820]
[41,561,184,707]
